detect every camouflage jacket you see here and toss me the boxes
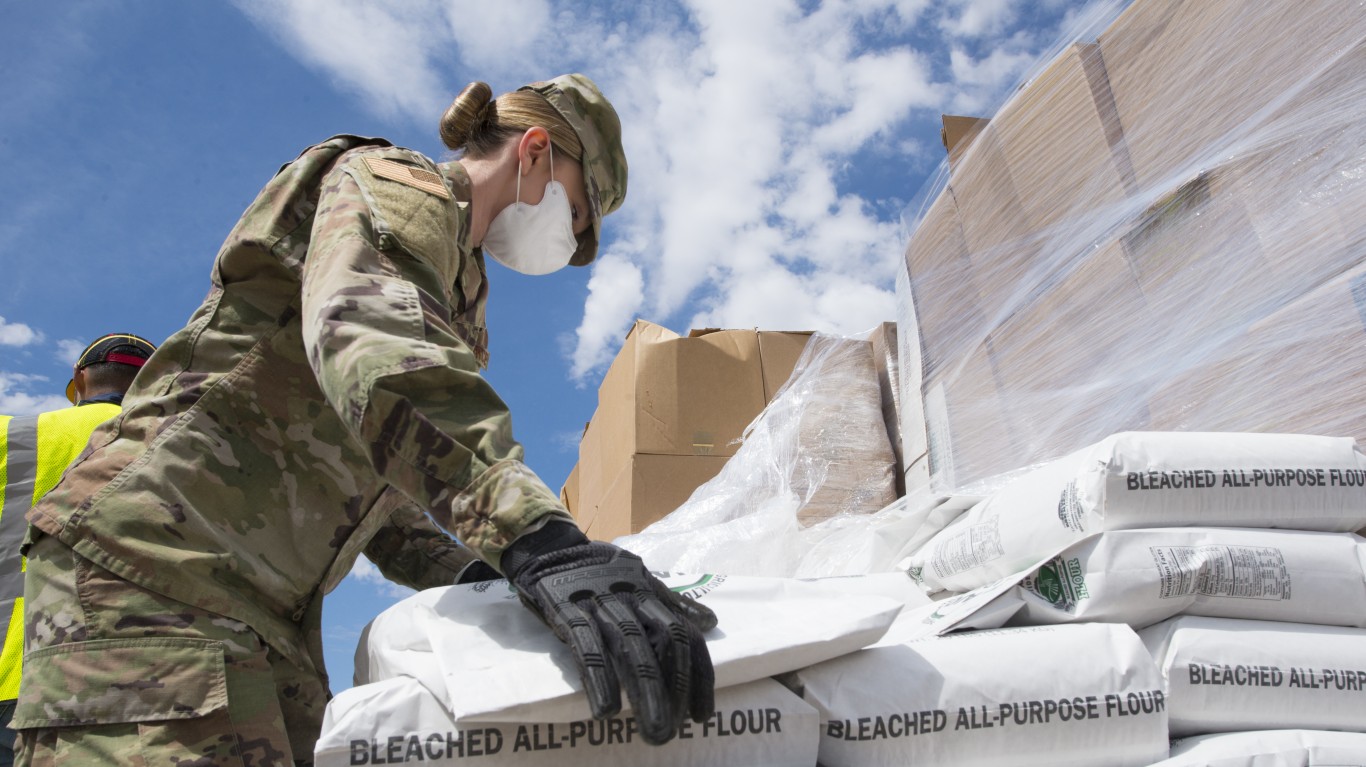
[28,136,572,673]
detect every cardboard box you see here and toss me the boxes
[900,190,985,376]
[986,240,1148,391]
[573,320,813,535]
[894,266,929,497]
[1206,40,1366,293]
[582,454,731,542]
[788,337,899,526]
[592,320,810,462]
[1148,262,1366,443]
[867,321,905,496]
[1118,170,1284,348]
[1099,0,1366,188]
[558,463,579,521]
[922,344,1020,491]
[941,114,988,171]
[952,42,1133,279]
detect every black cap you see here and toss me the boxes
[66,333,157,404]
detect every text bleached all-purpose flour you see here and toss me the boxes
[793,622,1169,767]
[907,432,1366,595]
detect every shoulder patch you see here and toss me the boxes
[363,157,451,199]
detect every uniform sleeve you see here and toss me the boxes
[363,503,481,590]
[301,148,572,566]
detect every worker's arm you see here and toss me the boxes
[363,502,499,590]
[301,147,572,567]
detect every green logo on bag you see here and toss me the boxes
[1025,556,1089,612]
[670,574,726,601]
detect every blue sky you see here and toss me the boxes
[1,0,1117,690]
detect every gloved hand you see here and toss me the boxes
[502,521,717,745]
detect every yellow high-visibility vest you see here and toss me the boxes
[0,403,119,701]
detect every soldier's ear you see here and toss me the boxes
[517,127,552,174]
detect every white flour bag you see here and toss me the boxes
[792,622,1169,767]
[1139,616,1366,737]
[1146,729,1366,766]
[316,676,818,766]
[900,528,1366,636]
[908,432,1366,595]
[356,573,905,723]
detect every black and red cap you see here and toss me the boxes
[65,333,157,404]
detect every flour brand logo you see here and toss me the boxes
[1025,556,1089,612]
[669,574,726,601]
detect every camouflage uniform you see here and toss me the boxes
[18,87,623,762]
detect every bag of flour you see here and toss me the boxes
[1146,729,1366,767]
[1138,616,1366,737]
[903,528,1366,637]
[791,622,1169,766]
[355,573,907,723]
[316,676,818,766]
[907,432,1366,595]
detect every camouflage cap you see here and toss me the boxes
[521,73,627,267]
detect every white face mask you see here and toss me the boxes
[482,143,578,275]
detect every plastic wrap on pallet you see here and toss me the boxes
[615,333,903,577]
[898,0,1366,497]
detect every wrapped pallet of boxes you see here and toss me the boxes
[895,0,1366,499]
[571,320,811,540]
[617,334,902,576]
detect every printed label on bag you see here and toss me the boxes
[1056,481,1085,532]
[931,519,1005,577]
[1149,546,1291,600]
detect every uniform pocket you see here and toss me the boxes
[13,637,227,728]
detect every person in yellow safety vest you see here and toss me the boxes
[0,333,156,765]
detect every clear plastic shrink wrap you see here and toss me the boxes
[899,0,1366,498]
[615,334,906,577]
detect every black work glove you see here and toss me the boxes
[502,522,718,746]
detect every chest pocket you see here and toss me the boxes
[348,151,490,368]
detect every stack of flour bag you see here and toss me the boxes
[316,430,1366,766]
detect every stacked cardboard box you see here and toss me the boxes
[569,320,811,540]
[900,0,1366,493]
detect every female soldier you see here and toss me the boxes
[17,74,715,764]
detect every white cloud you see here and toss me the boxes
[347,556,417,598]
[0,372,69,416]
[56,338,85,365]
[945,42,1038,113]
[938,0,1019,38]
[442,0,552,73]
[0,317,39,347]
[232,0,450,122]
[569,253,643,379]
